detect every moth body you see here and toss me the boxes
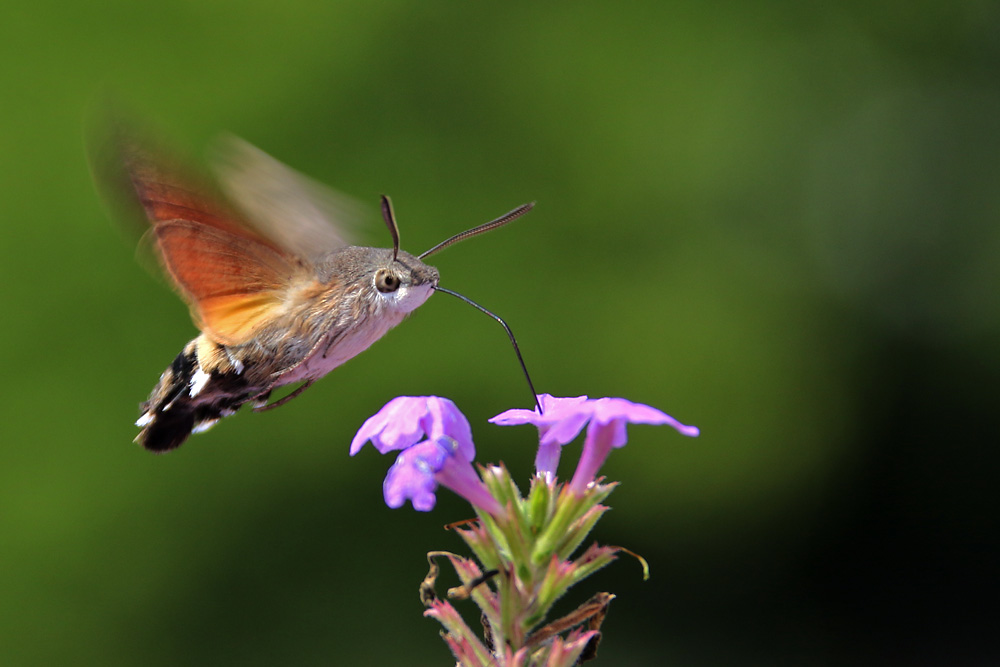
[135,246,439,451]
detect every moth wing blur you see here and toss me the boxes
[212,135,363,261]
[100,121,316,347]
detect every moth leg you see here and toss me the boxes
[253,380,314,412]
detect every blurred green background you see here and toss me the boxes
[2,2,998,665]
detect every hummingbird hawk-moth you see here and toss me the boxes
[97,123,538,452]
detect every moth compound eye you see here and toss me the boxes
[375,269,400,293]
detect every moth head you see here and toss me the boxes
[371,196,440,314]
[370,248,439,314]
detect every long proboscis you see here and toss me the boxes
[433,286,542,414]
[419,202,535,260]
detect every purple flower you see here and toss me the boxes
[488,394,593,478]
[350,396,473,459]
[352,397,502,516]
[490,394,698,493]
[381,437,502,515]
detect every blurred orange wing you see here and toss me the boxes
[153,220,301,346]
[116,129,307,346]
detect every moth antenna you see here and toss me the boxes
[380,194,400,261]
[433,286,542,413]
[419,202,534,260]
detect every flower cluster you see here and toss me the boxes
[351,396,501,516]
[350,393,698,666]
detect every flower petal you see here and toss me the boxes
[381,437,502,515]
[590,397,700,443]
[424,396,475,460]
[383,439,448,511]
[539,411,591,447]
[351,396,476,456]
[491,394,593,447]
